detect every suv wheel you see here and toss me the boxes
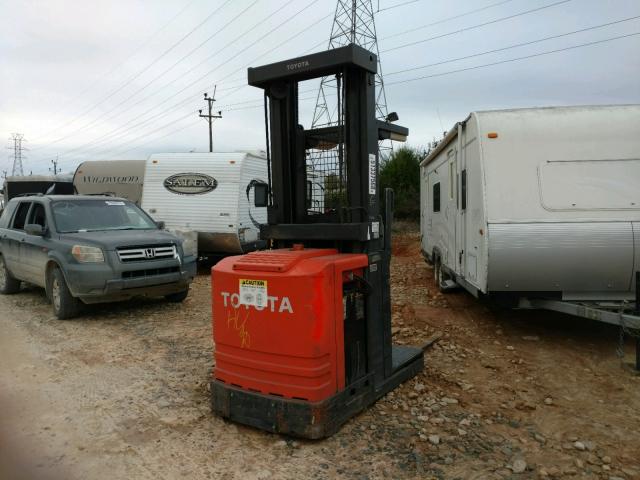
[49,267,81,320]
[165,289,189,303]
[0,256,21,294]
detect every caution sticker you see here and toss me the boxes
[239,279,268,308]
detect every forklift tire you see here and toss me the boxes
[165,289,189,303]
[0,256,21,294]
[49,267,81,320]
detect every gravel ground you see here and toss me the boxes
[1,226,639,479]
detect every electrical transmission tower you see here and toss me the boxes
[7,133,26,176]
[311,0,390,130]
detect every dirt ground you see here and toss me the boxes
[1,225,639,480]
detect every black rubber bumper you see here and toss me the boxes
[211,346,424,439]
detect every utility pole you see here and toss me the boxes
[50,156,59,175]
[7,133,26,176]
[199,86,222,153]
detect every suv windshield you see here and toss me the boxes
[52,199,158,233]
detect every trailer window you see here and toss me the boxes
[539,159,640,210]
[461,169,467,210]
[433,183,441,213]
[448,160,455,200]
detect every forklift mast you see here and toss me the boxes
[249,43,411,385]
[211,44,422,439]
[249,44,407,249]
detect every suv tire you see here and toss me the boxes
[0,256,21,294]
[165,289,189,303]
[49,267,81,320]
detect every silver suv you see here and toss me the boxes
[0,195,197,319]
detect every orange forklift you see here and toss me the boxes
[210,44,424,438]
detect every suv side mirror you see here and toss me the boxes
[156,221,166,230]
[254,183,268,208]
[25,224,44,236]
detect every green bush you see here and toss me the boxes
[379,146,422,220]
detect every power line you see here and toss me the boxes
[34,0,199,140]
[385,31,640,86]
[80,90,322,161]
[33,0,234,147]
[51,0,286,157]
[376,0,422,13]
[52,3,331,162]
[41,0,326,160]
[95,111,197,159]
[109,118,203,159]
[382,0,517,40]
[385,15,640,76]
[91,95,322,161]
[55,0,260,143]
[78,19,637,161]
[382,0,572,53]
[53,2,616,163]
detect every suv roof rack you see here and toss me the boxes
[15,192,44,198]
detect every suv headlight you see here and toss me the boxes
[181,236,197,257]
[71,245,105,263]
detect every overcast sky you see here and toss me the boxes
[0,0,638,174]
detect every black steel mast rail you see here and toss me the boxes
[261,223,371,242]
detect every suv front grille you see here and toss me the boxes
[122,266,180,279]
[117,244,177,262]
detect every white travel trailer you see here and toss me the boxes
[141,152,269,255]
[420,105,640,328]
[73,160,146,204]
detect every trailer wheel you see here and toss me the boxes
[434,257,452,294]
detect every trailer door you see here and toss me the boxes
[445,148,457,271]
[456,144,466,279]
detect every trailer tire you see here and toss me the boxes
[0,256,21,294]
[434,257,452,294]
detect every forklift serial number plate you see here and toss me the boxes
[239,279,268,308]
[368,153,377,195]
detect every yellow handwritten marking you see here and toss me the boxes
[227,308,251,348]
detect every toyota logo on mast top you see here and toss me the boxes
[144,248,156,259]
[286,60,310,71]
